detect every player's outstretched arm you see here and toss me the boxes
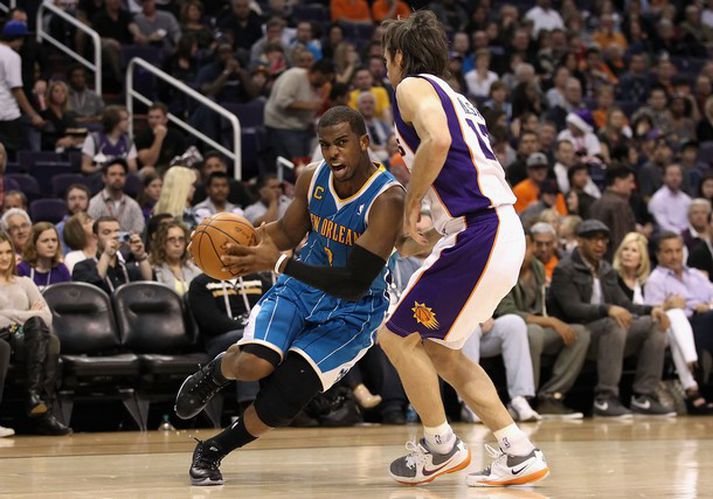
[396,78,451,245]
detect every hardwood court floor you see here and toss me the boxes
[2,418,713,498]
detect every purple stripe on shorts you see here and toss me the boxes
[386,212,499,341]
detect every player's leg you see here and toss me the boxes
[175,290,304,420]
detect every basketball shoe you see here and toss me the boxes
[190,439,225,486]
[466,445,549,487]
[175,353,229,420]
[389,438,471,485]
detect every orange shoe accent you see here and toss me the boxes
[478,467,550,487]
[395,448,472,486]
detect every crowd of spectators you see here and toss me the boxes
[2,0,713,435]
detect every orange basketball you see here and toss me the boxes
[190,212,257,280]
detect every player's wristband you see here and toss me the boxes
[274,253,289,274]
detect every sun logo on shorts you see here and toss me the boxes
[412,302,440,330]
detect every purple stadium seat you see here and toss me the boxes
[5,173,41,201]
[30,161,73,198]
[124,173,142,199]
[4,177,19,192]
[51,173,89,198]
[221,99,266,129]
[17,151,63,172]
[30,198,68,224]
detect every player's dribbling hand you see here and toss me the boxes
[403,203,427,246]
[221,226,280,275]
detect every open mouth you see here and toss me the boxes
[330,162,347,174]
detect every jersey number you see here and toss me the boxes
[465,119,496,161]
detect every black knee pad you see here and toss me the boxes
[240,344,281,369]
[253,353,322,428]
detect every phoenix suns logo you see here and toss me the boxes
[412,302,440,330]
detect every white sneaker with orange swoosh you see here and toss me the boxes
[389,438,471,485]
[466,444,549,487]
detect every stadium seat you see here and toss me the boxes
[5,161,22,174]
[4,176,19,192]
[42,283,143,429]
[699,141,713,164]
[30,198,67,224]
[17,151,64,172]
[113,282,210,428]
[51,173,88,198]
[292,3,330,23]
[30,161,73,198]
[124,173,142,198]
[222,99,266,129]
[5,173,41,201]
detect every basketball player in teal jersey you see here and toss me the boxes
[376,11,550,487]
[174,106,404,486]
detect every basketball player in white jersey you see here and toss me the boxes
[376,11,550,487]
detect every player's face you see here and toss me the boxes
[318,122,368,183]
[384,48,403,88]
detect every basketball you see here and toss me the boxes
[190,212,257,280]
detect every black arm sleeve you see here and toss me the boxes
[283,245,386,301]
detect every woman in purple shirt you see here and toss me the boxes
[17,223,71,291]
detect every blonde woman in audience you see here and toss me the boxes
[63,212,97,274]
[558,215,582,255]
[154,166,197,228]
[17,223,71,291]
[150,220,200,296]
[538,208,562,234]
[614,232,713,414]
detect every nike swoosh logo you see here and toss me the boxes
[594,401,608,411]
[422,454,458,477]
[634,400,651,410]
[512,465,528,475]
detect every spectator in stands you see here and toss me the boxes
[637,136,673,202]
[558,111,602,157]
[0,208,31,258]
[192,171,244,224]
[699,172,713,206]
[546,66,570,110]
[545,77,584,130]
[196,43,259,104]
[289,21,322,62]
[464,49,498,100]
[598,107,632,153]
[696,96,713,142]
[525,0,564,38]
[81,106,138,175]
[91,0,147,90]
[330,0,371,24]
[520,180,563,224]
[154,166,197,228]
[0,20,44,157]
[217,0,263,53]
[371,0,410,22]
[357,92,391,163]
[63,212,97,274]
[17,222,71,290]
[530,222,560,284]
[494,231,588,419]
[72,215,152,293]
[549,219,673,417]
[689,211,713,281]
[589,166,638,258]
[333,42,360,85]
[134,0,182,52]
[348,67,391,123]
[264,59,333,162]
[566,163,598,219]
[149,221,200,296]
[682,198,712,253]
[553,139,600,199]
[137,171,162,221]
[244,174,290,226]
[66,65,104,125]
[428,0,467,32]
[513,153,565,215]
[87,159,145,234]
[506,131,541,186]
[39,80,81,152]
[0,231,71,435]
[558,215,581,255]
[615,232,713,414]
[2,190,27,213]
[249,17,288,67]
[136,103,187,174]
[593,13,627,52]
[461,315,541,423]
[648,164,692,233]
[192,152,252,208]
[180,0,214,50]
[679,141,708,197]
[682,4,713,53]
[56,184,90,255]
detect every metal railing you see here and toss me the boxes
[36,1,102,95]
[0,0,16,14]
[126,57,243,179]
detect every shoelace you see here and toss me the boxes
[404,440,429,470]
[476,444,507,475]
[193,438,223,471]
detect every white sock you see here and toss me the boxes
[493,423,535,457]
[423,421,456,454]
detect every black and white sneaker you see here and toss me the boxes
[190,439,225,486]
[630,394,676,417]
[537,392,583,420]
[593,396,632,418]
[175,353,229,420]
[466,445,549,487]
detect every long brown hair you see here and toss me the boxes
[63,212,92,251]
[382,10,449,80]
[0,231,17,280]
[22,222,62,268]
[149,221,190,266]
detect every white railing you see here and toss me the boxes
[0,0,16,14]
[36,1,102,95]
[126,57,242,179]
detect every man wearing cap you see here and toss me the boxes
[589,166,639,258]
[549,219,674,417]
[0,20,45,156]
[557,111,602,157]
[513,152,567,215]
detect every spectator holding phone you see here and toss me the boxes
[72,216,152,293]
